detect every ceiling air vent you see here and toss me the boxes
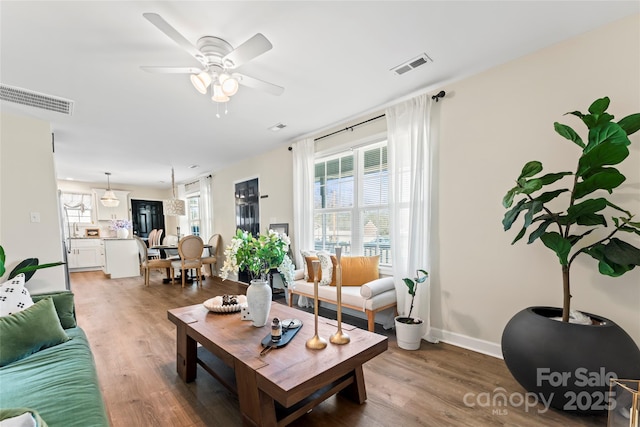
[390,53,433,76]
[0,84,74,115]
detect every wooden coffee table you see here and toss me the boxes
[167,302,388,427]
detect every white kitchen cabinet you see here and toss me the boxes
[102,238,139,279]
[67,238,103,270]
[93,189,130,220]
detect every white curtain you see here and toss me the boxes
[199,175,213,244]
[292,138,315,269]
[386,93,435,339]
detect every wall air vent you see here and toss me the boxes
[0,84,74,115]
[390,53,433,76]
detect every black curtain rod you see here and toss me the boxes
[313,90,446,142]
[314,114,386,142]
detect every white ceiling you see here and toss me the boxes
[1,1,638,188]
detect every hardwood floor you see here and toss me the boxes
[71,271,607,426]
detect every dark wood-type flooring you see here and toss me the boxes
[70,270,607,426]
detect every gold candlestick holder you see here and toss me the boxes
[306,260,327,350]
[330,246,350,345]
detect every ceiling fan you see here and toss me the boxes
[140,13,284,105]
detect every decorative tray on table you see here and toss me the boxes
[203,295,247,313]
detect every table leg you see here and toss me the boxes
[235,363,277,427]
[339,365,367,404]
[176,322,197,382]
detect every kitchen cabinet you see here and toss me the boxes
[67,238,103,270]
[94,189,130,220]
[102,238,139,279]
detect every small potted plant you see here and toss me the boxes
[394,269,428,350]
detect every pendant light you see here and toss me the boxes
[163,167,185,216]
[100,172,120,207]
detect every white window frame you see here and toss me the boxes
[187,194,201,236]
[314,136,391,272]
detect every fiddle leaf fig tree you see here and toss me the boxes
[502,97,640,322]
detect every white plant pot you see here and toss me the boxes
[116,228,129,239]
[246,280,272,327]
[394,316,426,350]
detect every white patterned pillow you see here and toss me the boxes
[300,250,317,280]
[0,274,34,316]
[316,251,334,286]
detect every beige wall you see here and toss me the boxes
[434,14,640,351]
[211,144,294,274]
[0,113,66,292]
[211,14,640,353]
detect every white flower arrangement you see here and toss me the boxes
[221,229,294,286]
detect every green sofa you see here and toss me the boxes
[0,291,109,426]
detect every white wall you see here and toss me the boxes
[433,14,640,353]
[0,113,66,292]
[211,144,294,268]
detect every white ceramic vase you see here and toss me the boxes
[116,228,129,239]
[246,279,272,327]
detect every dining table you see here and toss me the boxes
[150,244,212,283]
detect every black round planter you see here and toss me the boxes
[502,307,640,414]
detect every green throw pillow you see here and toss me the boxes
[0,298,69,367]
[31,291,76,329]
[0,408,48,426]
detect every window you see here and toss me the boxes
[61,192,93,224]
[314,141,391,266]
[187,195,200,236]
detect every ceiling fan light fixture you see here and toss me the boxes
[211,84,230,103]
[190,71,212,94]
[220,74,239,96]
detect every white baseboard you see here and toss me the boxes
[427,327,503,359]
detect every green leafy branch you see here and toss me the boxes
[501,97,640,321]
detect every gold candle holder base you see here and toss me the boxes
[330,330,350,345]
[306,335,328,349]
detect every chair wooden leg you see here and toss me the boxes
[145,268,149,287]
[198,267,202,287]
[181,268,186,288]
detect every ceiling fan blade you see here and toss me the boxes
[235,73,284,96]
[140,66,202,74]
[223,33,272,69]
[143,13,205,66]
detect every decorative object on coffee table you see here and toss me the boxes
[203,295,247,313]
[330,246,350,345]
[246,279,272,327]
[220,228,295,327]
[607,379,639,427]
[306,260,327,350]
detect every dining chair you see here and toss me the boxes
[135,236,173,287]
[147,229,162,259]
[153,229,164,246]
[148,229,157,244]
[171,235,204,288]
[200,234,221,277]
